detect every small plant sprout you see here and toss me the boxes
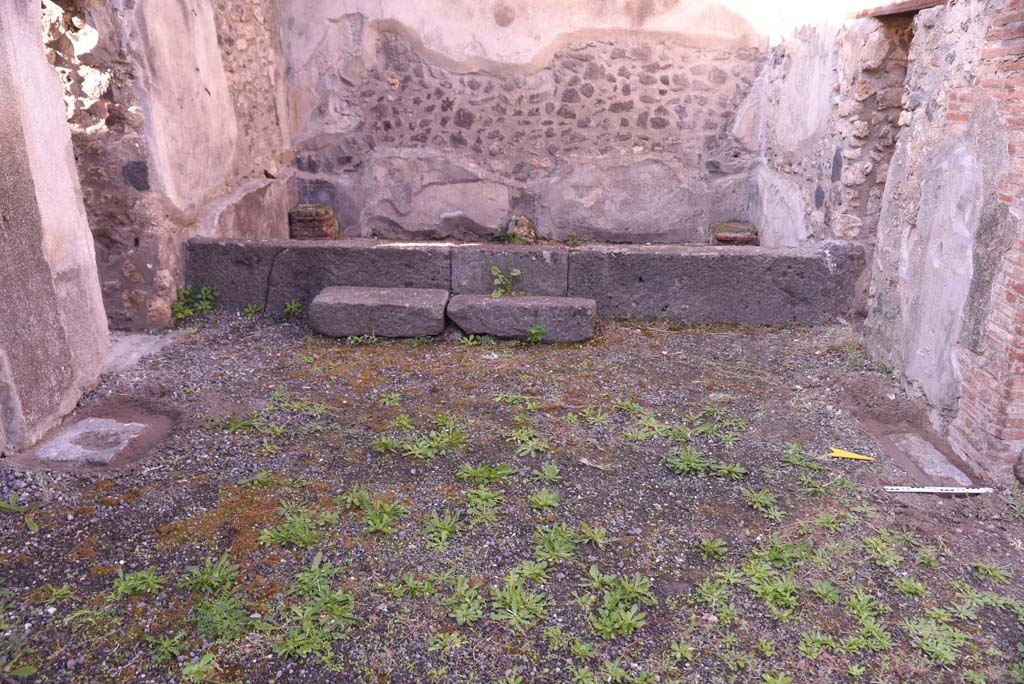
[509,429,549,457]
[972,560,1013,584]
[533,523,578,563]
[379,393,400,407]
[700,538,728,561]
[442,575,484,625]
[890,575,929,598]
[741,488,783,521]
[491,266,522,298]
[180,554,239,594]
[171,285,219,322]
[387,414,414,432]
[459,334,495,347]
[241,469,276,487]
[112,568,166,598]
[490,577,549,631]
[363,500,408,535]
[670,639,696,662]
[422,509,461,550]
[258,501,340,547]
[510,560,550,584]
[243,303,263,318]
[810,579,839,603]
[456,462,517,485]
[528,488,561,510]
[346,334,380,346]
[532,462,561,483]
[527,325,546,344]
[181,653,218,683]
[283,299,302,318]
[578,522,609,549]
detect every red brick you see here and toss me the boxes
[989,25,1024,41]
[990,12,1024,28]
[997,59,1024,72]
[946,112,971,123]
[980,76,1024,88]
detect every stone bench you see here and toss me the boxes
[309,286,448,338]
[447,295,597,343]
[185,238,865,325]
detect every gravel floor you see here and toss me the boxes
[1,315,1023,684]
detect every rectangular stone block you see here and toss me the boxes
[447,295,596,343]
[266,240,452,315]
[567,242,865,324]
[451,244,568,296]
[309,286,449,338]
[185,238,288,311]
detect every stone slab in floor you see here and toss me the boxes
[35,417,147,465]
[451,244,568,296]
[447,295,596,343]
[103,332,177,375]
[889,432,973,487]
[309,286,449,338]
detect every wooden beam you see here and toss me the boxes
[850,0,946,19]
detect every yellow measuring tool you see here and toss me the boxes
[826,447,875,461]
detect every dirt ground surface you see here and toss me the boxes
[2,316,1023,684]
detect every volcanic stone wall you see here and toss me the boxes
[289,17,767,243]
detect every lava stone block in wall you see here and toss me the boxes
[567,243,865,325]
[451,244,569,296]
[266,240,452,314]
[185,238,290,311]
[447,295,596,343]
[309,286,449,338]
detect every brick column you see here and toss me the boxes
[948,0,1024,481]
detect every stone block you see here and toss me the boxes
[309,287,448,338]
[266,240,452,314]
[185,239,288,312]
[567,243,864,325]
[447,295,596,343]
[451,244,568,296]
